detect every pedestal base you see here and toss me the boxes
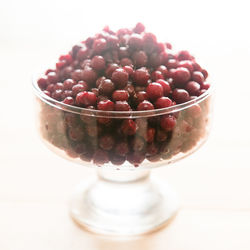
[70,170,179,235]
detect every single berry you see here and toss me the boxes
[156,79,171,96]
[97,99,115,111]
[99,135,115,151]
[172,88,190,104]
[154,97,172,109]
[133,67,150,86]
[98,79,115,96]
[185,81,200,96]
[146,82,164,100]
[91,55,106,71]
[160,115,176,131]
[137,100,154,111]
[111,68,129,88]
[76,91,97,106]
[112,90,129,101]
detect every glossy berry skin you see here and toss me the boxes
[172,88,190,104]
[160,115,176,131]
[72,82,88,96]
[151,71,164,82]
[63,79,75,90]
[156,79,171,96]
[98,79,115,96]
[133,68,150,86]
[172,67,191,85]
[192,71,205,84]
[76,91,97,107]
[112,90,129,101]
[111,68,129,88]
[115,101,131,111]
[154,97,172,109]
[146,82,164,100]
[97,100,114,111]
[82,67,98,84]
[91,55,106,71]
[62,96,74,105]
[93,38,107,53]
[137,100,154,111]
[132,50,148,67]
[185,81,200,96]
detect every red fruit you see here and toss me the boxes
[156,79,171,96]
[172,67,191,85]
[62,96,74,105]
[82,67,98,84]
[72,82,88,96]
[93,38,107,53]
[115,141,129,156]
[114,101,131,111]
[132,50,148,67]
[98,79,115,96]
[151,71,164,81]
[177,50,192,61]
[172,88,190,104]
[68,126,85,142]
[76,91,97,106]
[137,100,154,111]
[156,65,168,78]
[133,67,150,86]
[146,128,156,143]
[37,77,47,90]
[93,149,109,165]
[121,119,137,135]
[97,99,114,111]
[63,79,75,90]
[128,33,143,50]
[99,135,115,151]
[146,82,164,100]
[160,115,176,131]
[120,58,133,66]
[178,60,194,73]
[155,97,172,109]
[112,90,129,101]
[192,71,205,84]
[133,22,145,33]
[111,68,129,88]
[185,81,200,96]
[91,55,106,71]
[127,152,145,167]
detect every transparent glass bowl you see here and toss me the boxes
[33,79,213,235]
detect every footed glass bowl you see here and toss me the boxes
[33,79,213,235]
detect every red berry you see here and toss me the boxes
[172,88,190,104]
[93,38,107,53]
[137,100,154,111]
[76,91,97,106]
[105,63,119,78]
[99,135,115,151]
[177,50,192,61]
[185,81,200,96]
[115,141,129,156]
[146,128,155,143]
[121,119,137,135]
[93,149,109,165]
[115,101,131,111]
[156,79,171,96]
[112,90,129,101]
[90,55,106,71]
[128,33,143,50]
[156,65,168,78]
[155,97,172,109]
[63,79,75,90]
[192,71,204,84]
[132,50,148,67]
[62,96,74,105]
[133,22,145,33]
[82,67,98,84]
[172,67,191,85]
[178,60,194,73]
[111,68,129,88]
[37,77,47,90]
[97,99,114,111]
[72,82,88,96]
[146,82,164,100]
[133,67,150,86]
[151,71,164,81]
[98,79,115,96]
[160,115,176,131]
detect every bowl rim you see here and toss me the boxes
[32,74,213,118]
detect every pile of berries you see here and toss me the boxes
[37,23,211,167]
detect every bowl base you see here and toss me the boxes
[70,170,179,235]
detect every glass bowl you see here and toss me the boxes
[33,78,213,235]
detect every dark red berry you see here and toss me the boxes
[112,90,129,101]
[37,77,47,90]
[54,82,64,90]
[146,82,164,100]
[93,38,107,53]
[128,33,143,50]
[93,149,109,165]
[155,97,172,109]
[133,67,150,86]
[63,79,75,90]
[47,72,58,84]
[172,67,191,85]
[105,63,119,78]
[76,91,97,106]
[72,82,88,96]
[160,115,176,131]
[133,22,145,33]
[97,99,114,111]
[137,100,154,111]
[151,71,164,81]
[68,126,85,141]
[166,59,179,69]
[172,88,190,104]
[156,79,171,96]
[111,68,129,88]
[177,50,192,61]
[62,96,74,105]
[82,67,98,84]
[185,81,200,96]
[121,119,137,135]
[115,141,129,156]
[115,101,131,111]
[98,79,115,96]
[192,71,204,84]
[132,50,148,67]
[90,55,106,71]
[178,60,194,73]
